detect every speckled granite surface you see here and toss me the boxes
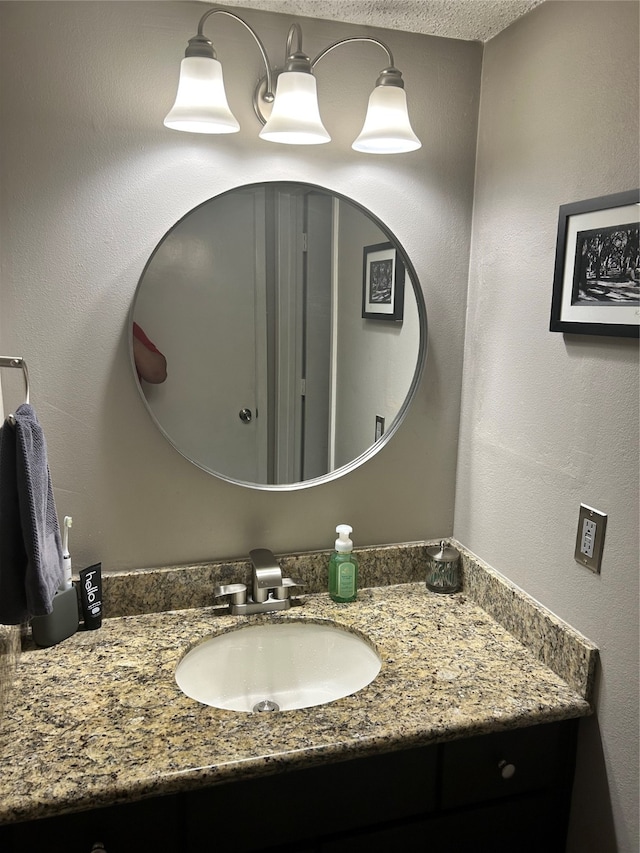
[0,541,598,827]
[452,539,598,700]
[100,539,598,701]
[0,625,21,718]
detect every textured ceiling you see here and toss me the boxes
[201,1,546,42]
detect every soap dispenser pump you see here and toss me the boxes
[328,524,358,603]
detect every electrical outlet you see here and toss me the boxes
[580,518,597,557]
[574,504,607,574]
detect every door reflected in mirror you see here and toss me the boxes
[131,182,427,489]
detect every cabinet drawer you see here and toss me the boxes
[440,721,565,809]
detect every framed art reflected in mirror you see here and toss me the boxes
[362,242,405,322]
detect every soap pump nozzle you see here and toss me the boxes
[335,524,353,553]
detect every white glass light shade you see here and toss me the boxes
[259,72,330,145]
[164,56,240,134]
[352,85,421,154]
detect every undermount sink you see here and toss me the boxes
[175,620,381,712]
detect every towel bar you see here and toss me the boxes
[0,356,30,425]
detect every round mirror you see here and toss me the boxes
[130,182,427,489]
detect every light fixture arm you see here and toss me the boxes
[311,36,394,71]
[283,23,311,72]
[190,8,276,103]
[311,36,404,88]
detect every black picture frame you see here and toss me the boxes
[550,189,640,338]
[362,241,404,322]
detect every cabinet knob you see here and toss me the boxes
[498,760,516,779]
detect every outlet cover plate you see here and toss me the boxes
[574,504,607,574]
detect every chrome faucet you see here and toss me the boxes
[213,549,303,615]
[250,548,283,603]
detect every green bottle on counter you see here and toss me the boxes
[329,524,358,603]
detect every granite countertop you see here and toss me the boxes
[0,542,597,827]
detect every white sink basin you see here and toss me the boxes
[175,620,381,712]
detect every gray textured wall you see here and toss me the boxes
[0,1,481,568]
[456,3,639,850]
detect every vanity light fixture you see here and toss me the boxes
[164,7,421,154]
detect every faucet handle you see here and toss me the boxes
[213,583,247,605]
[274,577,305,601]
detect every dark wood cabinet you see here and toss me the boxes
[319,720,578,853]
[0,719,578,853]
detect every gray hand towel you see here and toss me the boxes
[0,403,63,624]
[0,416,26,623]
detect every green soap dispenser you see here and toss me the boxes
[329,524,358,603]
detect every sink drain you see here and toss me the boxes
[253,699,280,712]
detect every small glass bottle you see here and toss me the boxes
[329,524,358,603]
[425,540,461,593]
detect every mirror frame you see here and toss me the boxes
[129,181,428,491]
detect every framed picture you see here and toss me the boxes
[362,241,404,322]
[550,189,640,338]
